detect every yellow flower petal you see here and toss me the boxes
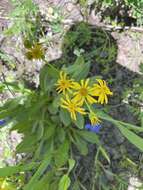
[60,96,86,121]
[91,79,113,104]
[85,78,89,87]
[72,82,81,89]
[86,95,97,104]
[56,71,74,94]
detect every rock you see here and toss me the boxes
[112,31,143,74]
[128,177,142,190]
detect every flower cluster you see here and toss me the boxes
[56,71,113,128]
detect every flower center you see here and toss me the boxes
[101,86,107,93]
[61,81,69,89]
[80,88,88,96]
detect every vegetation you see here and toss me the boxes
[0,0,143,189]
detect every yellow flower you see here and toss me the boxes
[0,178,13,190]
[56,71,74,94]
[61,95,86,120]
[72,79,97,105]
[89,112,101,125]
[91,79,113,104]
[25,43,45,60]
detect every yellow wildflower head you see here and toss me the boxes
[72,79,97,105]
[61,95,86,120]
[0,178,13,190]
[91,79,113,104]
[25,43,45,60]
[89,112,101,125]
[56,71,74,94]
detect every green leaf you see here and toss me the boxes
[68,159,75,173]
[37,121,44,141]
[78,131,99,145]
[24,154,52,190]
[12,120,31,133]
[55,139,70,167]
[49,180,59,190]
[44,124,56,139]
[96,110,143,132]
[48,96,60,114]
[32,172,54,190]
[99,146,110,164]
[74,113,84,129]
[58,175,71,190]
[73,133,88,155]
[66,56,90,80]
[60,108,71,126]
[16,134,38,153]
[117,124,143,152]
[74,63,90,81]
[0,162,38,177]
[57,127,66,143]
[40,64,59,92]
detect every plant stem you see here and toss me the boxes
[42,58,59,73]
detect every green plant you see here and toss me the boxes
[91,147,129,190]
[0,51,143,189]
[88,0,143,26]
[60,22,117,73]
[1,1,143,188]
[0,50,17,69]
[125,0,143,25]
[4,0,38,36]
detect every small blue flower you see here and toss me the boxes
[85,123,102,133]
[85,124,91,130]
[0,119,6,126]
